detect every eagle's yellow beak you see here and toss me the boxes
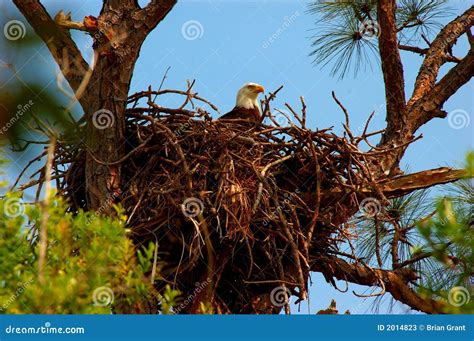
[253,85,264,94]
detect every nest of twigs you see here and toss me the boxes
[22,85,393,313]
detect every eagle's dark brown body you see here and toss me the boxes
[219,106,261,122]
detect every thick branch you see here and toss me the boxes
[321,167,466,202]
[409,6,474,107]
[13,0,91,104]
[377,0,407,142]
[379,167,467,198]
[311,256,446,314]
[399,44,461,63]
[132,0,177,35]
[412,46,474,129]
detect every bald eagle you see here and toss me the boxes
[219,83,264,122]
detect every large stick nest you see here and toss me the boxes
[27,85,398,313]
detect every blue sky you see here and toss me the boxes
[2,0,473,314]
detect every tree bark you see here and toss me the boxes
[408,7,474,107]
[377,6,474,175]
[376,0,407,175]
[14,0,177,210]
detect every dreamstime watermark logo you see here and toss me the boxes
[92,286,114,307]
[0,279,34,312]
[181,197,204,218]
[3,20,26,41]
[89,14,121,45]
[4,321,85,334]
[1,100,34,135]
[3,198,25,218]
[448,109,470,130]
[262,11,300,48]
[359,19,380,39]
[181,20,204,41]
[92,109,115,129]
[163,118,193,148]
[448,286,471,307]
[172,278,211,313]
[85,190,121,225]
[359,197,381,218]
[270,286,291,307]
[272,110,292,127]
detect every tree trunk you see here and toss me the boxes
[83,4,142,210]
[14,0,177,210]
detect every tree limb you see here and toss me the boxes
[311,255,446,314]
[399,44,461,63]
[13,0,91,105]
[132,0,177,35]
[412,46,474,129]
[54,11,87,31]
[408,6,474,107]
[379,167,467,198]
[322,167,466,201]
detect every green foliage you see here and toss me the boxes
[0,85,75,147]
[159,285,182,314]
[354,189,432,267]
[0,19,82,149]
[307,0,449,78]
[416,174,473,313]
[353,152,473,313]
[308,0,379,78]
[396,0,448,44]
[0,175,180,314]
[1,196,136,313]
[465,151,474,178]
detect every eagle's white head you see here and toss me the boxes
[235,82,264,110]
